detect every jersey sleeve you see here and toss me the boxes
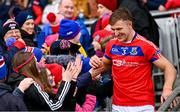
[104,41,113,60]
[144,41,161,62]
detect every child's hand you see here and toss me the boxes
[90,55,103,68]
[18,78,35,93]
[62,62,77,82]
[41,43,49,54]
[72,56,83,81]
[89,66,104,79]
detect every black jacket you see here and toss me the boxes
[21,29,37,47]
[119,0,159,46]
[0,83,27,111]
[50,40,82,56]
[7,73,72,111]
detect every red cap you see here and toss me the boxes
[97,0,117,12]
[45,63,63,84]
[47,12,56,23]
[93,29,113,43]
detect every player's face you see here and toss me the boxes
[111,20,132,42]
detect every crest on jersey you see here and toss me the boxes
[130,47,138,55]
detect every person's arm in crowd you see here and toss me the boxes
[13,78,35,98]
[90,55,111,73]
[102,56,112,71]
[59,56,82,110]
[75,66,105,89]
[59,81,77,111]
[75,94,96,111]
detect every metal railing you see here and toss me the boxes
[150,8,180,17]
[84,8,180,26]
[158,85,180,111]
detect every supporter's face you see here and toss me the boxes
[59,0,74,19]
[46,69,56,87]
[22,19,34,35]
[97,4,111,17]
[73,32,81,44]
[111,20,132,42]
[4,29,21,41]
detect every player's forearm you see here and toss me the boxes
[163,64,177,89]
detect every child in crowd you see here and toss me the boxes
[90,0,117,36]
[50,19,88,57]
[41,12,61,54]
[92,29,113,57]
[44,57,97,111]
[8,51,80,111]
[50,19,92,73]
[0,55,34,110]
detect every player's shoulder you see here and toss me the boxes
[136,34,158,49]
[107,38,118,45]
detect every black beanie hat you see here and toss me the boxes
[2,20,20,38]
[15,11,34,27]
[50,40,71,55]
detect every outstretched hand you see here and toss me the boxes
[62,60,82,82]
[72,56,83,81]
[89,55,102,68]
[41,43,49,54]
[89,65,104,79]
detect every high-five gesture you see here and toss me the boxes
[72,56,83,81]
[62,57,82,82]
[62,62,76,82]
[89,55,102,68]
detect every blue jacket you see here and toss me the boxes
[80,55,91,73]
[0,39,21,74]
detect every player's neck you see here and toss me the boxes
[125,30,136,43]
